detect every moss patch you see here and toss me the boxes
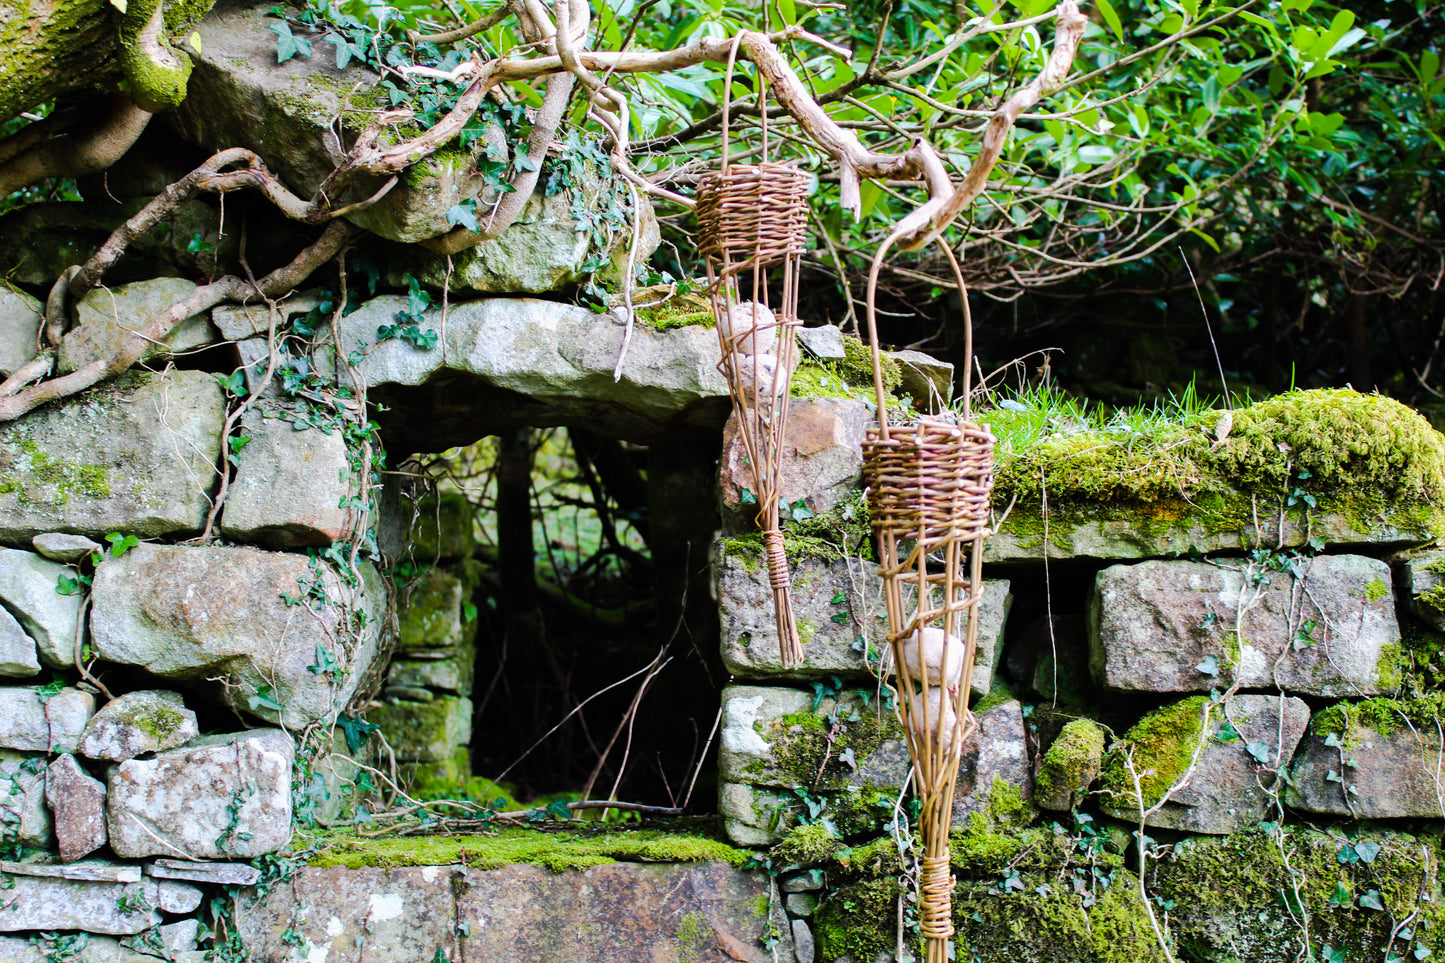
[1312,694,1445,746]
[1100,697,1209,811]
[992,389,1445,539]
[308,825,750,872]
[1151,828,1445,963]
[1036,718,1106,807]
[1363,578,1390,602]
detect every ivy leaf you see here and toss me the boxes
[1245,741,1273,764]
[1354,840,1381,864]
[791,502,814,523]
[269,22,313,63]
[545,798,572,819]
[1358,889,1385,911]
[337,716,379,753]
[446,200,480,233]
[247,686,285,713]
[1195,654,1220,677]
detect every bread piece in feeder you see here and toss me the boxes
[719,300,779,356]
[898,625,965,689]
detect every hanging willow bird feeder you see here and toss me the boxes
[861,239,995,962]
[694,38,810,667]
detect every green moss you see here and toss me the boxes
[974,678,1018,714]
[1035,719,1106,807]
[720,535,763,573]
[1220,631,1242,669]
[122,702,188,742]
[1090,875,1167,963]
[771,822,843,867]
[635,289,714,330]
[791,335,902,405]
[0,438,113,507]
[1312,694,1445,745]
[308,825,750,872]
[1376,642,1404,690]
[1100,697,1209,811]
[675,910,712,963]
[993,390,1445,540]
[1363,578,1390,602]
[1152,828,1445,963]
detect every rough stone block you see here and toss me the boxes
[61,277,218,374]
[31,532,102,562]
[335,296,729,452]
[107,729,294,860]
[156,880,203,913]
[370,696,473,763]
[719,398,871,523]
[79,690,198,763]
[890,349,953,411]
[1034,718,1106,812]
[718,547,1009,694]
[1090,556,1398,696]
[387,648,475,696]
[235,862,786,963]
[0,549,83,670]
[1394,547,1445,632]
[0,749,51,847]
[719,685,1029,845]
[91,544,387,728]
[0,686,51,751]
[0,285,41,377]
[1286,702,1445,817]
[46,753,108,863]
[796,325,846,360]
[1100,694,1309,834]
[0,869,159,934]
[221,406,360,549]
[0,370,225,542]
[397,567,466,650]
[0,605,38,679]
[47,687,96,754]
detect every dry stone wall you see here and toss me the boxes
[714,389,1445,962]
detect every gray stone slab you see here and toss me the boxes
[147,858,259,886]
[78,690,198,763]
[0,606,38,678]
[0,686,50,751]
[335,296,729,451]
[61,277,218,374]
[1100,694,1310,834]
[156,879,202,913]
[0,873,159,934]
[1090,556,1398,696]
[0,550,83,670]
[890,349,953,411]
[45,754,108,862]
[107,729,293,860]
[0,370,225,542]
[796,325,846,360]
[220,406,360,549]
[0,859,136,882]
[718,546,1009,694]
[1287,704,1445,817]
[90,544,386,728]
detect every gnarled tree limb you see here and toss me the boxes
[0,96,153,198]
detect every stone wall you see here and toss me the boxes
[714,387,1445,963]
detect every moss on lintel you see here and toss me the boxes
[307,825,750,872]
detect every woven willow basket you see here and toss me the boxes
[861,240,995,961]
[695,42,811,666]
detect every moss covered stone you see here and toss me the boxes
[1036,718,1107,812]
[308,824,750,872]
[989,389,1445,561]
[1151,828,1445,963]
[1099,696,1207,812]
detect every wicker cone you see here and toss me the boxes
[861,239,995,962]
[696,42,812,667]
